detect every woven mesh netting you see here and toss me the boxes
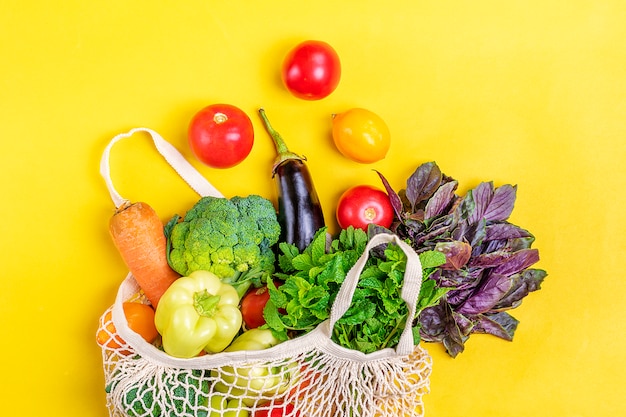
[99,304,431,417]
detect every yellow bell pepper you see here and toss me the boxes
[154,270,242,358]
[208,394,249,417]
[212,328,297,406]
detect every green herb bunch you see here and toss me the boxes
[263,226,447,353]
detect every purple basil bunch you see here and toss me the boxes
[375,162,547,357]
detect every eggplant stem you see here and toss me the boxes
[258,108,305,172]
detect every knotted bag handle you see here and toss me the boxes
[99,127,223,208]
[329,233,423,356]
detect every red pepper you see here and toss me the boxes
[253,401,299,417]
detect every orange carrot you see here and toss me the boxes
[109,201,179,308]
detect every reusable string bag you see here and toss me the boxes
[97,128,433,417]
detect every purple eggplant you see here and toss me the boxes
[258,109,325,250]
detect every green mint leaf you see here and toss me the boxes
[300,285,330,310]
[419,250,447,269]
[412,324,422,345]
[383,244,404,262]
[354,339,377,353]
[337,226,368,252]
[308,266,327,281]
[354,229,368,252]
[279,277,307,298]
[278,242,299,272]
[358,274,384,291]
[262,299,288,340]
[314,256,346,289]
[309,229,327,264]
[338,227,353,249]
[291,253,314,272]
[267,279,287,308]
[416,279,450,314]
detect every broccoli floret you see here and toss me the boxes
[231,194,281,245]
[166,195,281,296]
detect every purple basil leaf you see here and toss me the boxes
[443,268,485,304]
[418,305,447,342]
[451,222,468,241]
[509,236,536,251]
[472,312,519,340]
[470,250,514,268]
[457,190,476,222]
[469,248,540,277]
[434,240,472,270]
[484,184,517,222]
[407,210,425,222]
[424,180,459,219]
[454,310,475,336]
[493,268,547,311]
[468,219,488,251]
[485,223,533,241]
[482,239,507,254]
[467,182,517,225]
[481,235,535,254]
[519,268,546,292]
[446,286,477,306]
[443,311,474,357]
[433,268,477,288]
[405,162,442,210]
[403,218,425,234]
[493,248,540,276]
[451,193,476,240]
[415,214,455,246]
[442,337,468,358]
[366,225,394,258]
[375,170,404,221]
[419,302,470,357]
[457,272,513,314]
[467,182,494,225]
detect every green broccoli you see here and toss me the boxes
[107,369,209,417]
[165,195,281,297]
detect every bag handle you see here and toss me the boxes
[99,127,223,208]
[329,233,423,356]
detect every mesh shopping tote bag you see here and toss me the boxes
[97,128,433,417]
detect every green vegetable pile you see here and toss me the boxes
[263,226,448,353]
[165,195,281,297]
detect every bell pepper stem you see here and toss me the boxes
[193,290,221,318]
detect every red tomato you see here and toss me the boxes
[336,185,394,231]
[253,401,299,417]
[282,40,341,100]
[188,104,254,168]
[240,284,272,329]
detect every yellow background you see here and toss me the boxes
[1,1,624,416]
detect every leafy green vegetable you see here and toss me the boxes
[375,161,547,357]
[263,226,447,353]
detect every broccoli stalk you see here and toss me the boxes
[165,195,281,299]
[219,265,265,299]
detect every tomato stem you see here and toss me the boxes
[258,108,305,173]
[364,207,377,221]
[213,112,228,124]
